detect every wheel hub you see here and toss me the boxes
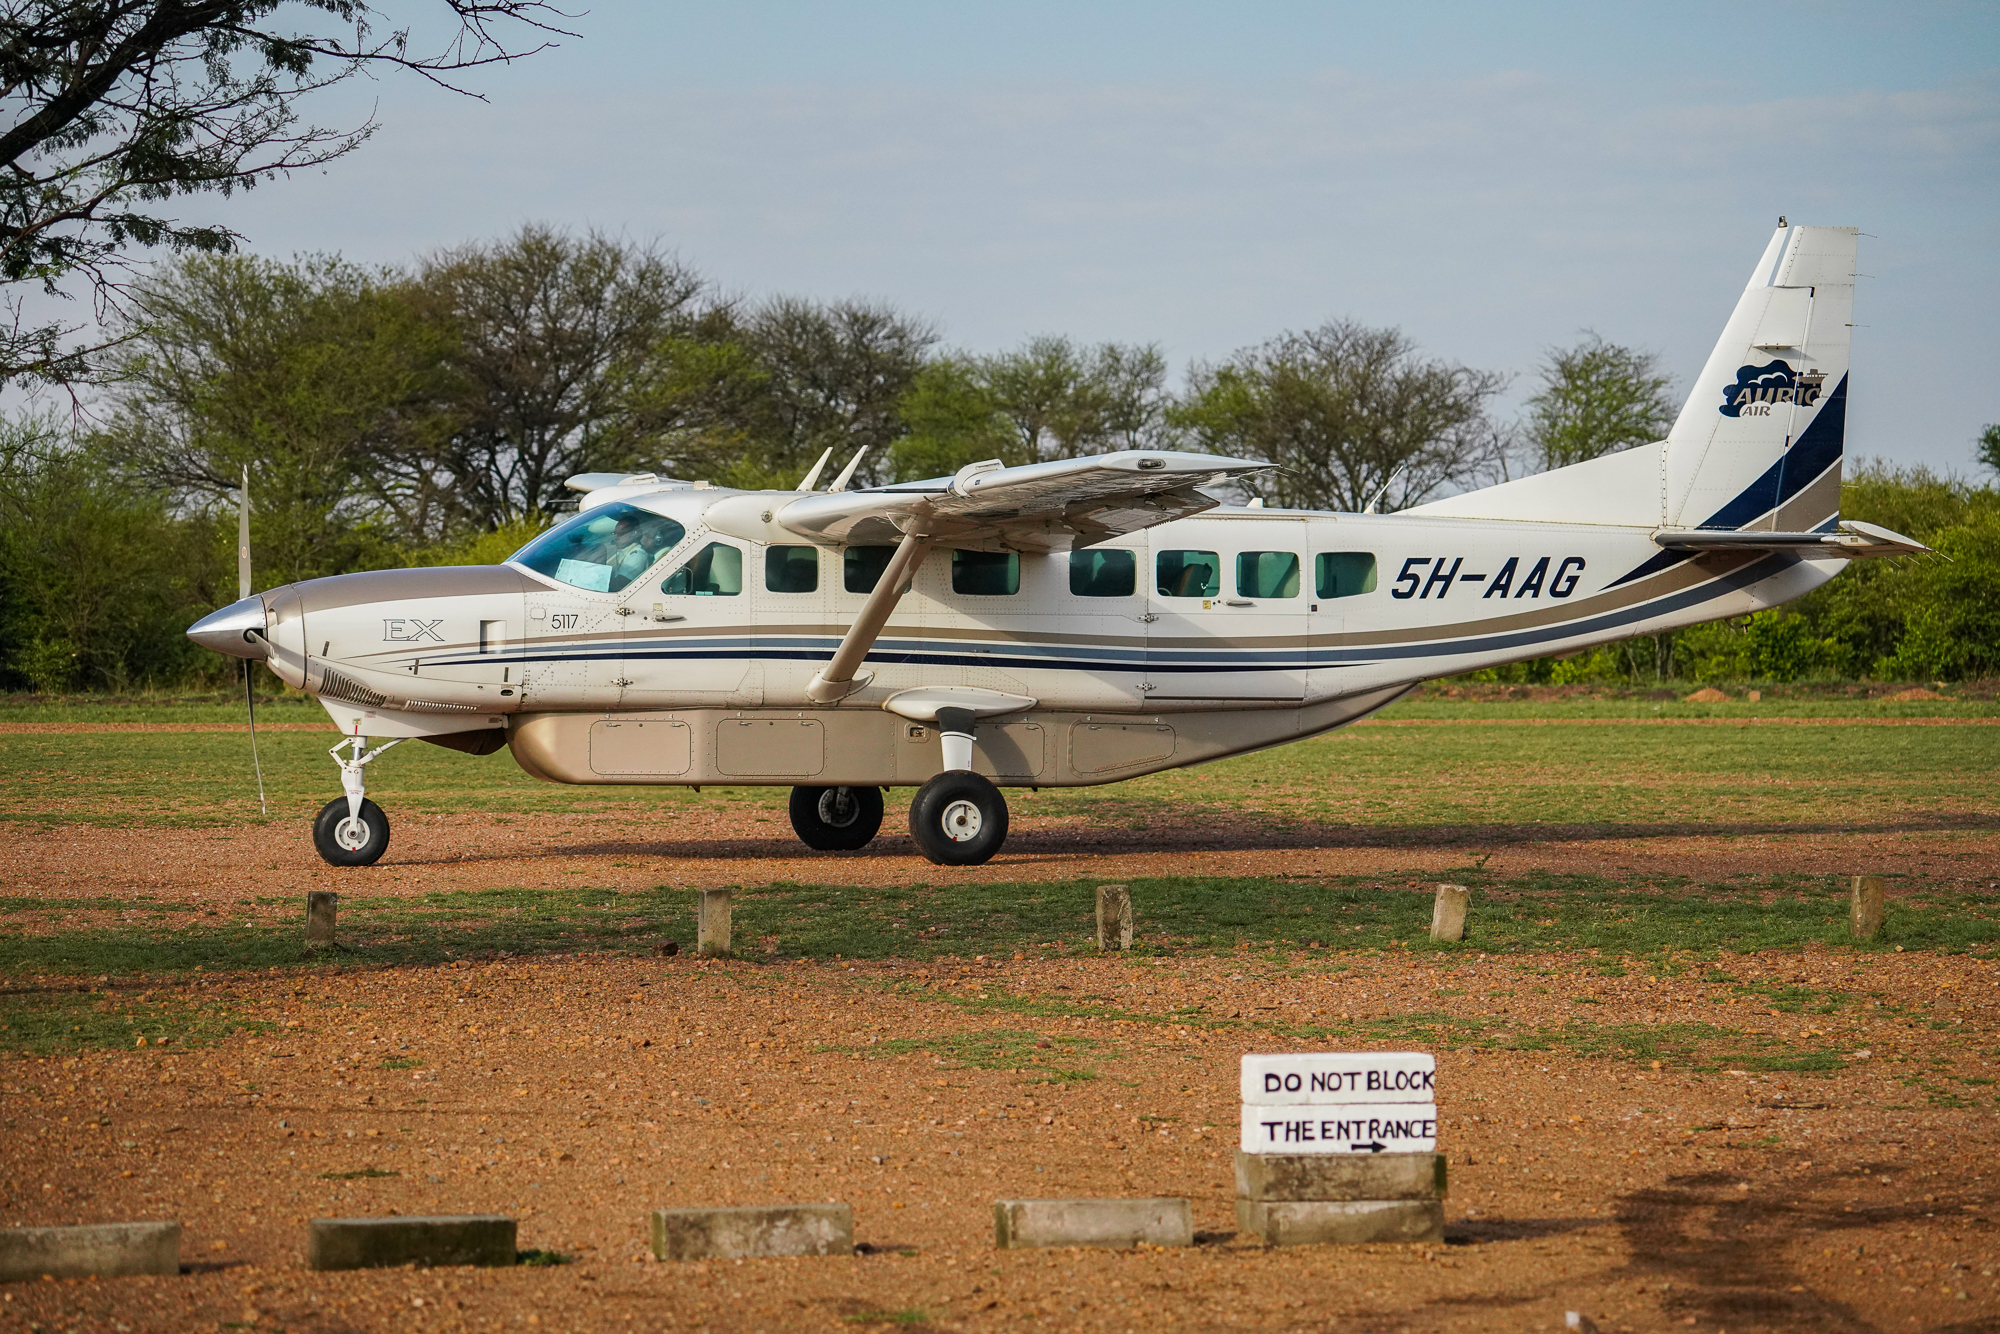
[940,799,983,842]
[333,816,372,852]
[817,787,859,828]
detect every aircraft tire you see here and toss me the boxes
[788,785,884,851]
[312,797,391,868]
[908,771,1008,866]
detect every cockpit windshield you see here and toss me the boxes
[509,502,688,594]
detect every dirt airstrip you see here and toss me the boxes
[3,787,1999,1333]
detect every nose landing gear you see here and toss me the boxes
[311,736,403,867]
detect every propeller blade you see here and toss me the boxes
[238,466,267,816]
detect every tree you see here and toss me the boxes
[1172,320,1508,512]
[417,225,710,525]
[1978,423,2000,478]
[641,296,936,490]
[0,412,225,692]
[0,0,565,390]
[888,335,1172,482]
[96,251,444,579]
[1522,332,1675,472]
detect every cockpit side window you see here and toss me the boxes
[509,503,687,594]
[661,542,743,596]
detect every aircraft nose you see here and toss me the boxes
[187,595,270,659]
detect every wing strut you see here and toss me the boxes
[805,524,934,703]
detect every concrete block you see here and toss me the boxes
[993,1198,1191,1250]
[305,891,338,952]
[1850,875,1885,939]
[0,1223,180,1282]
[697,888,733,958]
[1235,1197,1443,1246]
[649,1204,851,1261]
[1430,884,1469,942]
[1095,885,1132,951]
[1235,1150,1445,1202]
[307,1216,515,1271]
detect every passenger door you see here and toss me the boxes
[1146,518,1307,702]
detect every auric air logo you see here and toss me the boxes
[1720,360,1826,419]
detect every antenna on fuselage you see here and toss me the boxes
[797,447,834,491]
[1361,463,1409,515]
[828,445,870,494]
[238,466,268,817]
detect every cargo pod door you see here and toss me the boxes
[1146,517,1307,703]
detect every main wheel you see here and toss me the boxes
[908,771,1009,866]
[788,785,885,851]
[312,797,391,868]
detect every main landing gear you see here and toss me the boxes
[787,785,885,851]
[785,708,1012,866]
[311,736,403,867]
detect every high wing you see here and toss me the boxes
[776,450,1272,551]
[1652,519,1929,557]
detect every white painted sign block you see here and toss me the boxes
[1239,1103,1439,1155]
[1239,1052,1436,1105]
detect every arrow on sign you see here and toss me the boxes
[1350,1141,1386,1153]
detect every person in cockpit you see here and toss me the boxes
[607,512,661,590]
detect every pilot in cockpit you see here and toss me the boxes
[606,513,660,588]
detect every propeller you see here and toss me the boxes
[239,465,268,817]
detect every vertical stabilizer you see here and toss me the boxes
[1663,223,1856,532]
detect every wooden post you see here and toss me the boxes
[697,889,734,958]
[305,891,338,953]
[1429,884,1469,942]
[1850,876,1885,939]
[1096,885,1133,951]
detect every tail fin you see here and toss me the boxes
[1663,222,1856,532]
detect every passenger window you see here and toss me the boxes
[765,545,819,593]
[1069,548,1136,597]
[661,542,743,596]
[1235,551,1300,599]
[952,549,1019,596]
[843,546,897,593]
[1156,550,1221,598]
[1315,552,1378,599]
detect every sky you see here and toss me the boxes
[208,1,2000,474]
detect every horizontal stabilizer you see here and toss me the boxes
[1653,519,1927,557]
[777,450,1271,550]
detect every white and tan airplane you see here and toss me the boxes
[190,222,1921,868]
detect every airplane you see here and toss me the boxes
[189,221,1923,869]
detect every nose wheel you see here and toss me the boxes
[311,735,403,867]
[313,797,391,866]
[908,770,1009,866]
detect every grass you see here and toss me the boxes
[839,1028,1108,1082]
[3,694,1994,835]
[0,988,277,1055]
[1,872,1992,986]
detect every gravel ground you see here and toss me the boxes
[4,796,1998,1333]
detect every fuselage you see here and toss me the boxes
[244,489,1839,789]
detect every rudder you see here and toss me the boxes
[1663,223,1857,532]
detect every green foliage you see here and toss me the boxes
[1523,333,1675,471]
[1172,319,1508,511]
[0,416,231,692]
[1979,424,2000,478]
[0,3,561,390]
